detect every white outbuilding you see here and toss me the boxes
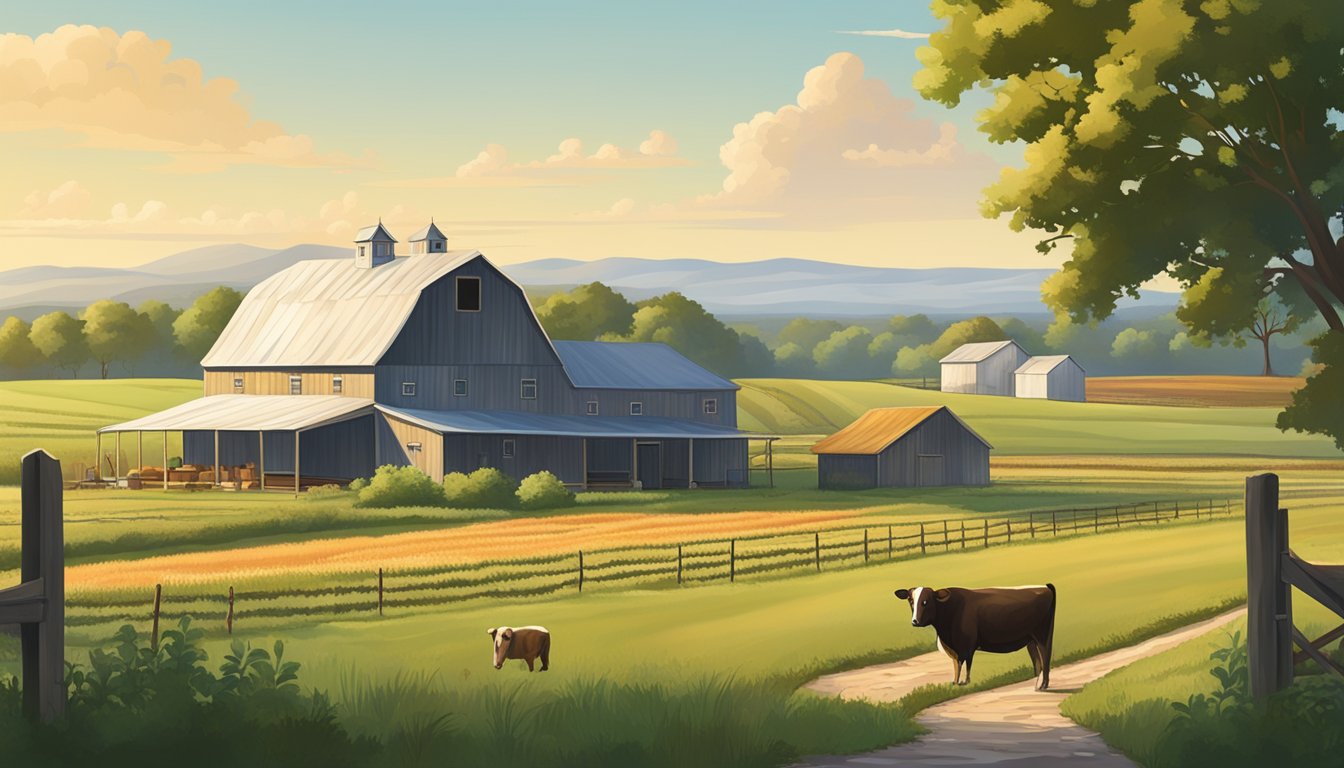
[939,340,1029,397]
[1014,355,1086,402]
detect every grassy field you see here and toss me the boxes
[1086,375,1307,408]
[737,378,1339,457]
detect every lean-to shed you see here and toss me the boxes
[811,406,991,490]
[1014,355,1086,402]
[939,340,1029,396]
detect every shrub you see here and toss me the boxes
[442,467,517,509]
[517,471,575,510]
[348,476,369,492]
[355,465,446,508]
[306,484,347,499]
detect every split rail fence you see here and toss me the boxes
[70,496,1239,634]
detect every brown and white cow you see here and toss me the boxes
[487,626,551,672]
[894,584,1056,690]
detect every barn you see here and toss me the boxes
[97,223,775,492]
[811,406,991,490]
[1015,355,1086,402]
[939,340,1029,397]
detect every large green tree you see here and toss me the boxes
[173,287,243,363]
[0,316,42,372]
[29,311,88,377]
[918,0,1344,445]
[614,292,749,376]
[535,282,636,340]
[83,300,154,378]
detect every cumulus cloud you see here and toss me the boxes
[697,52,994,223]
[454,129,689,179]
[0,25,370,172]
[18,180,91,218]
[835,28,931,39]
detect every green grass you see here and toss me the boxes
[0,378,202,484]
[737,378,1342,457]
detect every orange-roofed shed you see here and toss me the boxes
[811,406,991,489]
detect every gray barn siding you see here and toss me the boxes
[183,416,375,480]
[443,434,584,484]
[818,455,879,490]
[575,389,736,426]
[378,258,563,368]
[586,438,633,474]
[376,365,574,412]
[875,410,990,487]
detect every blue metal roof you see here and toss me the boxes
[553,341,738,390]
[379,406,753,439]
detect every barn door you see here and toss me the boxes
[917,454,946,487]
[637,443,662,490]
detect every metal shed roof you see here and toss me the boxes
[380,406,755,439]
[200,250,484,368]
[553,341,738,390]
[407,221,446,242]
[811,406,991,455]
[354,222,396,242]
[1015,355,1084,375]
[98,396,375,433]
[939,339,1024,364]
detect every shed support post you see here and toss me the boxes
[581,438,588,490]
[688,439,695,489]
[114,432,121,486]
[631,439,638,489]
[1247,473,1293,698]
[259,431,266,491]
[294,430,301,498]
[138,432,143,477]
[162,431,168,490]
[95,431,102,481]
[767,439,774,488]
[213,430,220,488]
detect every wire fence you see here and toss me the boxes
[68,496,1239,633]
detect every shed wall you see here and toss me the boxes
[377,413,445,481]
[204,370,375,397]
[876,409,990,486]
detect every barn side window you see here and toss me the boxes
[629,402,643,416]
[703,398,718,415]
[406,441,422,453]
[502,439,515,458]
[456,276,481,312]
[332,375,343,394]
[586,400,599,416]
[289,375,302,395]
[402,381,417,396]
[233,377,244,393]
[454,379,468,397]
[520,379,537,400]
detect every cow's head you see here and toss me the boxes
[487,626,514,669]
[894,587,950,627]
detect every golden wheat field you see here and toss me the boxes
[1085,375,1306,407]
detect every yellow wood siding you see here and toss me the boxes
[204,371,375,397]
[380,414,444,481]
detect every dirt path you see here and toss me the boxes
[795,608,1245,767]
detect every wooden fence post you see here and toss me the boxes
[1094,507,1099,533]
[887,525,893,558]
[1006,520,1013,544]
[378,568,384,616]
[677,544,683,585]
[960,521,966,549]
[1175,501,1181,520]
[578,551,585,593]
[1115,506,1121,528]
[6,450,66,723]
[730,539,736,583]
[943,520,950,551]
[814,532,821,571]
[227,586,234,635]
[919,522,926,555]
[151,583,162,651]
[863,529,869,563]
[1029,512,1035,539]
[1051,511,1057,536]
[983,519,989,548]
[1246,473,1293,698]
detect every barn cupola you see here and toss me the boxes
[407,219,447,254]
[353,220,397,268]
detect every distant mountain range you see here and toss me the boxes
[0,244,1178,319]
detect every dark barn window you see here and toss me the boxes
[454,379,468,396]
[521,379,537,400]
[233,377,244,392]
[402,381,417,396]
[332,375,343,394]
[502,439,515,458]
[456,276,481,312]
[630,402,643,416]
[586,400,599,415]
[289,375,302,395]
[406,442,422,453]
[703,398,718,415]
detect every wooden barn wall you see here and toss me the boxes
[586,438,632,473]
[377,414,445,481]
[692,438,749,487]
[203,370,374,397]
[378,259,563,368]
[442,434,585,484]
[818,454,879,490]
[182,416,375,480]
[375,365,573,412]
[876,409,990,487]
[573,389,737,426]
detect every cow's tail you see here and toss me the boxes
[1045,583,1057,643]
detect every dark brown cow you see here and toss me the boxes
[487,626,551,672]
[893,584,1056,690]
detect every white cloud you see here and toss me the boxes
[639,129,678,156]
[454,129,690,180]
[842,123,960,167]
[836,28,931,39]
[0,25,370,172]
[18,180,91,218]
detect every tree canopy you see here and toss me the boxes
[83,300,154,378]
[29,311,88,377]
[173,287,243,362]
[918,0,1344,445]
[535,282,636,341]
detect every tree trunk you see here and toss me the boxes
[100,361,109,379]
[1261,336,1273,376]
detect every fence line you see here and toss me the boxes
[64,496,1245,631]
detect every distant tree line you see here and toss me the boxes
[0,288,242,380]
[0,280,1319,381]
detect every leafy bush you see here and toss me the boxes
[348,476,369,492]
[442,467,517,509]
[306,483,348,499]
[355,465,446,508]
[516,471,575,510]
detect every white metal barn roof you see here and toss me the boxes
[1015,355,1083,375]
[381,406,755,439]
[98,396,375,433]
[939,339,1024,364]
[553,341,738,390]
[201,251,485,368]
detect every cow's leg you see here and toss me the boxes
[1026,640,1043,681]
[539,635,550,672]
[525,657,535,672]
[938,635,959,685]
[1039,635,1053,691]
[961,651,974,686]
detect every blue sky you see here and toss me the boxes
[1,1,1041,269]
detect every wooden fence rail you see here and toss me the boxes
[73,495,1248,633]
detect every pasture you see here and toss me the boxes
[1085,375,1307,408]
